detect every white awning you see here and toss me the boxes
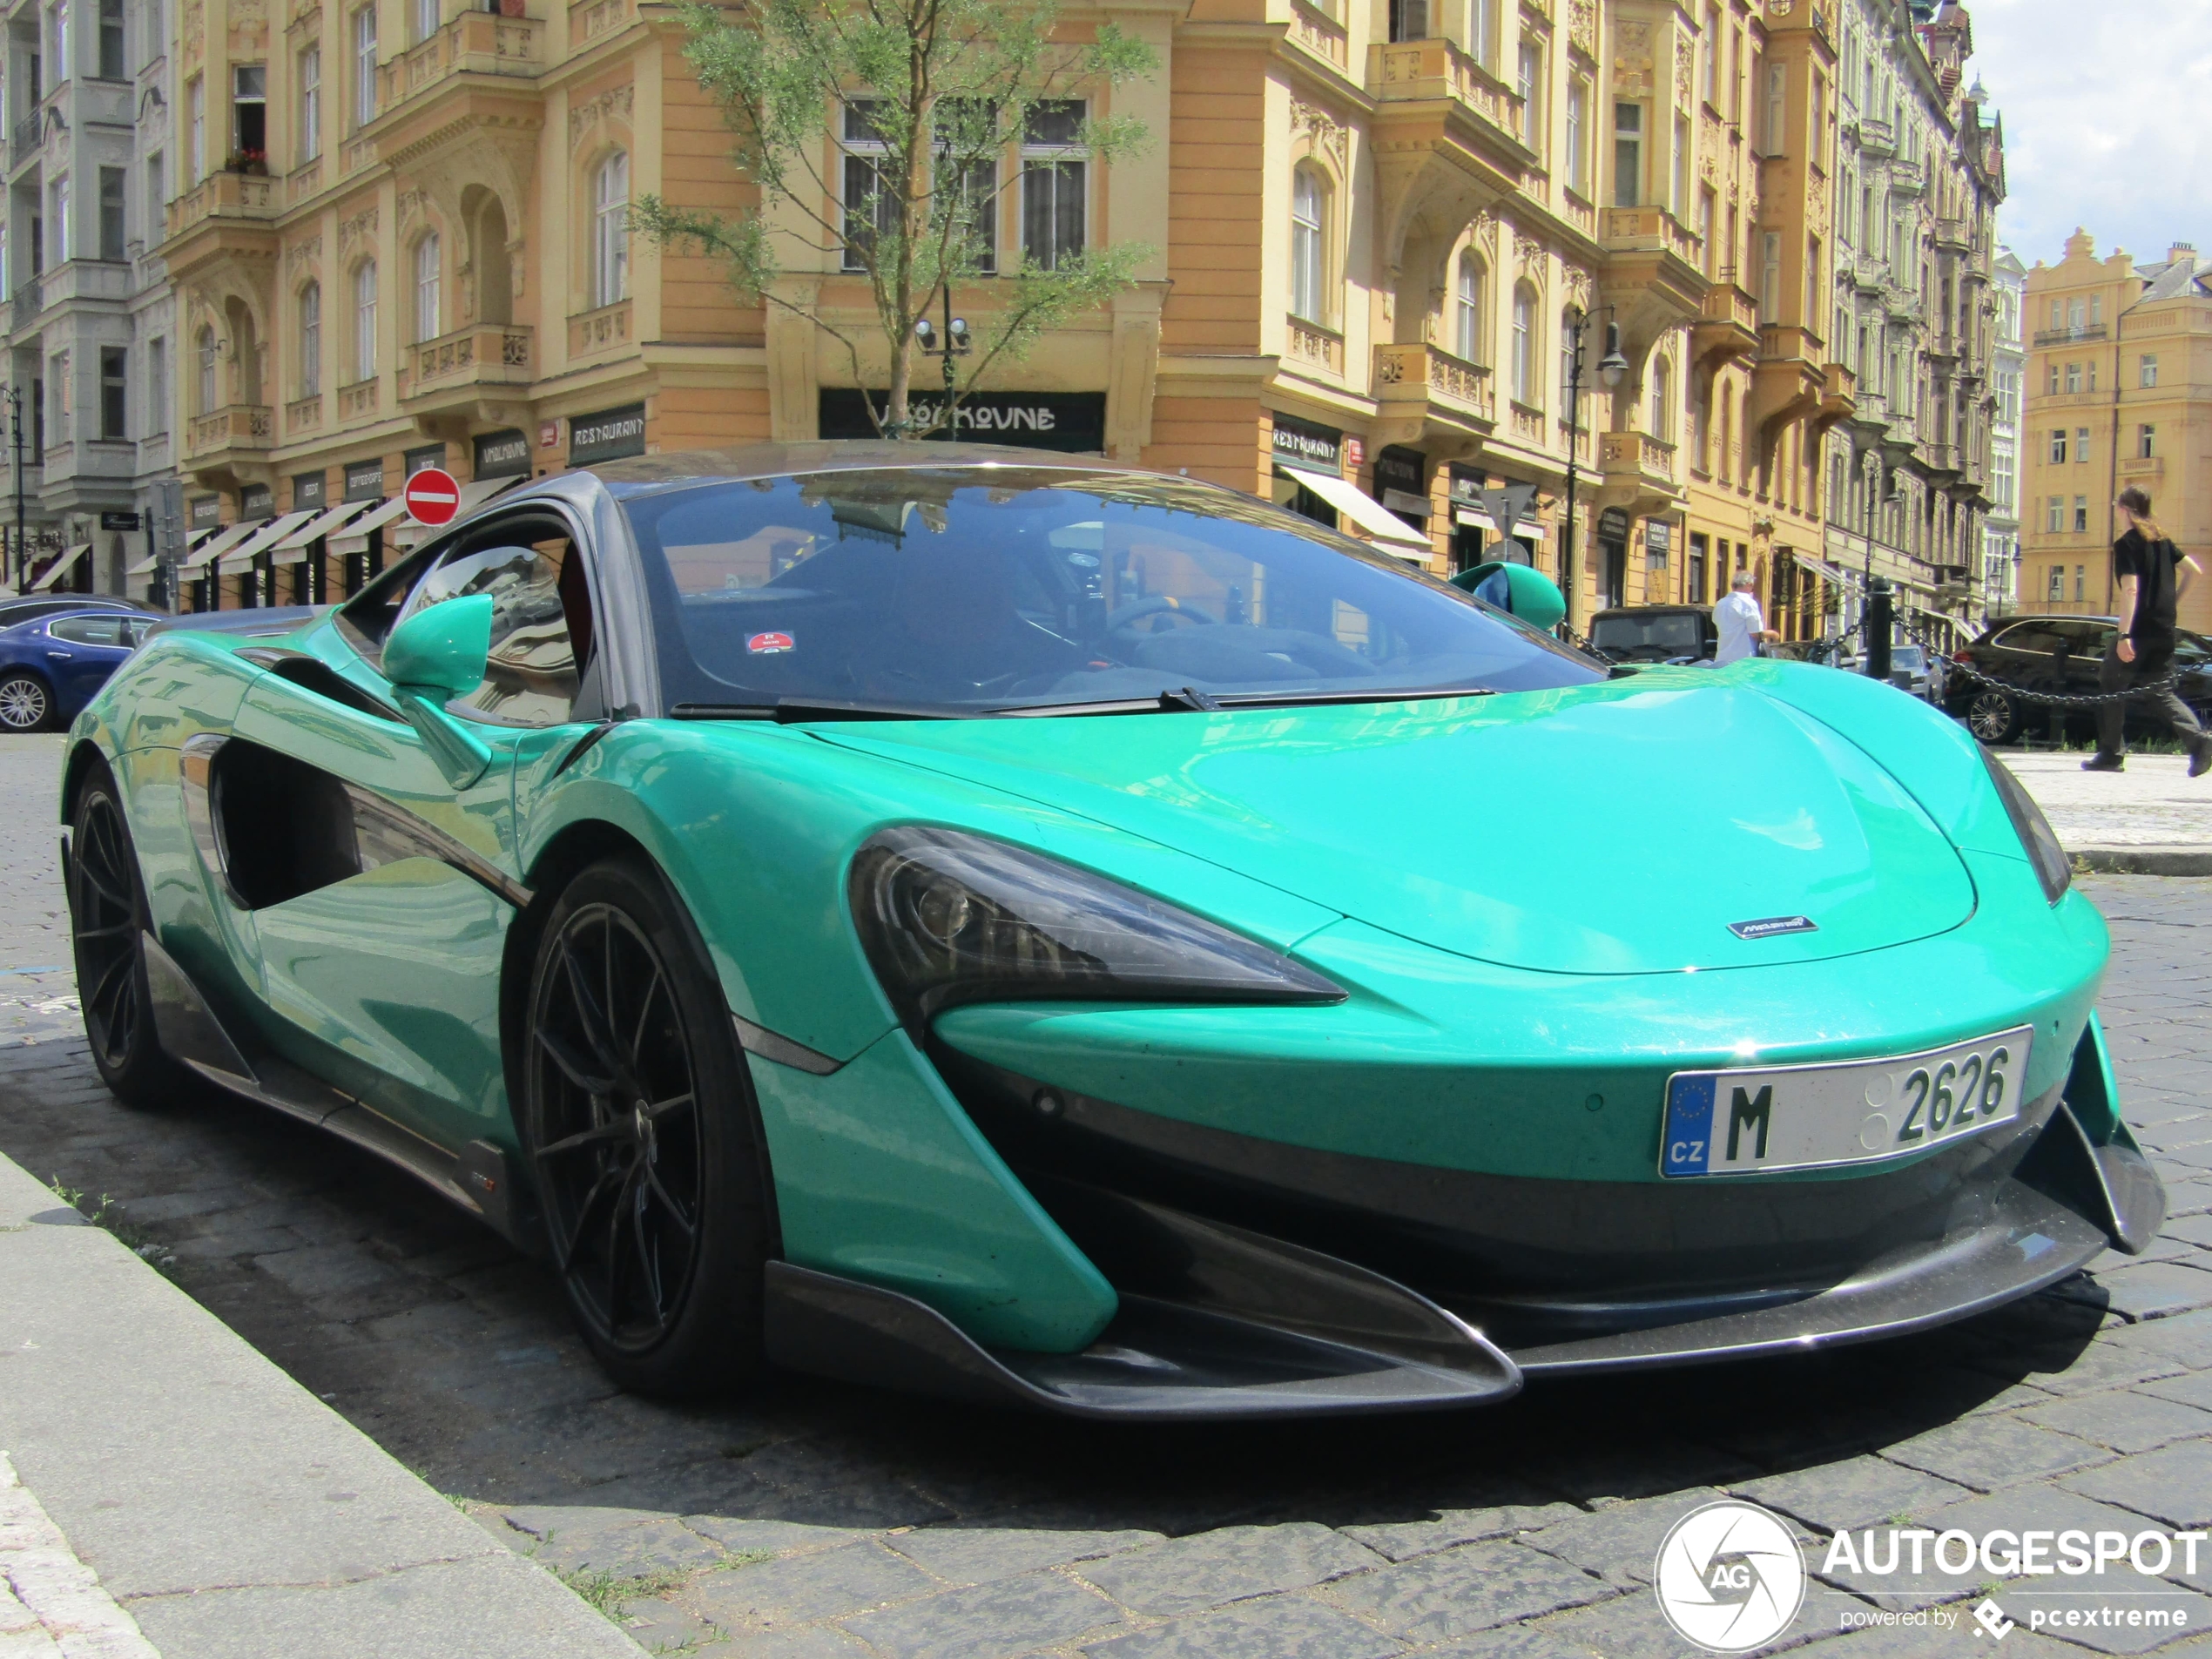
[30,543,89,590]
[456,475,523,516]
[179,523,257,571]
[272,500,372,556]
[1793,556,1853,589]
[1287,470,1433,554]
[327,496,412,554]
[125,527,213,578]
[217,510,320,572]
[1452,507,1547,539]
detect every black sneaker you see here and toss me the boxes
[2191,739,2211,780]
[2081,753,2126,772]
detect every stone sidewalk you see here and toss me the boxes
[2,735,2211,1657]
[2004,749,2212,874]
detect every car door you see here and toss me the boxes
[228,507,602,1152]
[41,613,133,709]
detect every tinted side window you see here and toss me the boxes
[1993,624,2060,654]
[49,615,124,645]
[2048,621,2106,651]
[396,517,594,726]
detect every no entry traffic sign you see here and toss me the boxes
[403,467,462,527]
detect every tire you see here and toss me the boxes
[1966,688,2020,745]
[0,672,51,732]
[520,857,772,1398]
[68,760,194,1107]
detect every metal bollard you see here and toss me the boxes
[1865,579,1892,684]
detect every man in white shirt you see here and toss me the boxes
[1712,569,1779,666]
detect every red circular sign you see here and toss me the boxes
[403,467,462,527]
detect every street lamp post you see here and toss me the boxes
[914,285,971,431]
[1559,307,1629,634]
[1,387,23,593]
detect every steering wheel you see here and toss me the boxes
[1107,596,1216,631]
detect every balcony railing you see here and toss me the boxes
[185,403,273,457]
[569,0,635,47]
[1851,115,1895,157]
[286,392,325,434]
[1285,318,1344,378]
[380,10,543,108]
[287,158,325,205]
[166,170,280,238]
[1601,429,1677,485]
[403,320,534,396]
[568,299,631,358]
[10,112,37,167]
[1287,0,1347,66]
[337,377,379,420]
[2032,323,2106,348]
[1374,341,1494,421]
[1603,205,1703,268]
[10,279,39,332]
[1367,38,1527,144]
[1933,216,1972,252]
[2119,454,2164,482]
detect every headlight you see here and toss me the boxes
[849,826,1345,1023]
[1980,747,2070,903]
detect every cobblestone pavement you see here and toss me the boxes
[2004,749,2212,855]
[4,732,2212,1657]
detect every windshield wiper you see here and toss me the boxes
[987,685,1501,718]
[670,698,959,723]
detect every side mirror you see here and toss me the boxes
[381,594,495,789]
[1450,561,1567,633]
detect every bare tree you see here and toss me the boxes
[632,0,1157,438]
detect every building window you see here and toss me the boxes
[1804,234,1819,326]
[2067,298,2084,331]
[49,352,69,442]
[1467,0,1492,66]
[413,232,440,341]
[2087,360,2097,392]
[2064,361,2080,394]
[1672,114,1689,214]
[299,45,320,161]
[2047,564,2063,602]
[2139,423,2155,459]
[2048,428,2066,463]
[299,280,320,395]
[48,175,68,264]
[1559,309,1578,407]
[196,325,216,413]
[49,0,70,84]
[590,149,631,306]
[2074,426,2089,464]
[97,166,122,260]
[97,0,122,78]
[1454,251,1483,362]
[2044,496,2061,535]
[145,152,162,224]
[2141,354,2158,388]
[233,64,266,162]
[840,100,893,271]
[1511,284,1535,405]
[1764,59,1785,153]
[1758,231,1781,324]
[2088,294,2102,325]
[1020,100,1086,271]
[1649,356,1670,440]
[413,0,437,43]
[147,336,165,434]
[1612,102,1641,208]
[2075,564,2087,601]
[187,76,205,180]
[1702,4,1719,104]
[1696,187,1714,274]
[1386,0,1427,42]
[1564,76,1587,193]
[99,346,124,438]
[353,5,377,128]
[2073,496,2088,533]
[1290,165,1325,324]
[1517,43,1541,149]
[352,259,376,380]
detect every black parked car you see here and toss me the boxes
[1942,614,2212,744]
[1588,604,1716,664]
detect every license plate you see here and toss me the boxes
[1660,1027,2033,1177]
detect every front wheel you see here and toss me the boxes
[521,858,772,1398]
[1966,688,2020,745]
[68,761,193,1106]
[0,673,52,732]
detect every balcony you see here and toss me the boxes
[1889,160,1925,198]
[286,392,325,435]
[569,300,632,359]
[10,280,39,333]
[184,404,273,460]
[1923,441,1960,475]
[1284,318,1344,379]
[1851,116,1895,158]
[1367,38,1527,145]
[37,260,132,307]
[1694,279,1759,368]
[400,320,535,404]
[287,158,325,206]
[2118,453,2164,484]
[166,170,280,239]
[1373,341,1495,432]
[1933,216,1972,253]
[1287,0,1347,67]
[570,0,635,45]
[1603,206,1703,270]
[1819,361,1858,425]
[1759,322,1823,364]
[1601,429,1679,492]
[379,10,543,111]
[2032,323,2106,348]
[10,112,37,169]
[337,378,380,421]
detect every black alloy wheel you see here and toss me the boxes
[0,673,51,732]
[1966,688,2020,745]
[523,858,771,1396]
[68,763,191,1106]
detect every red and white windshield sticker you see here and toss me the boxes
[747,631,796,655]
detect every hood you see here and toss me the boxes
[815,677,1979,976]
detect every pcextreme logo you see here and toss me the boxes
[1653,1501,1807,1652]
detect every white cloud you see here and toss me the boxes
[1968,0,2212,270]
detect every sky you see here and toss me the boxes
[1966,0,2212,273]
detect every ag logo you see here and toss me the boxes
[1653,1500,1805,1652]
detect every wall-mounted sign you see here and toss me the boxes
[98,510,141,531]
[403,443,448,477]
[1269,413,1342,475]
[473,428,531,479]
[1597,506,1632,542]
[539,421,561,449]
[293,471,327,509]
[817,390,1108,454]
[570,402,648,466]
[1374,446,1426,506]
[240,483,274,521]
[1343,436,1366,471]
[1644,521,1673,555]
[344,460,387,501]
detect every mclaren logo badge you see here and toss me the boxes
[1727,915,1818,941]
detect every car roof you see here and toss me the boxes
[583,440,1159,502]
[1590,605,1710,618]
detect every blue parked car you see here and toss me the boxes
[0,608,161,732]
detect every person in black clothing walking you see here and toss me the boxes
[2084,486,2209,776]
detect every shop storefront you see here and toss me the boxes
[817,390,1108,454]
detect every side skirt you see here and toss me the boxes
[140,929,540,1252]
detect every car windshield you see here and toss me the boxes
[1891,646,1925,670]
[616,466,1602,714]
[1590,612,1704,658]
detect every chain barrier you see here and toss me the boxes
[1887,611,2187,711]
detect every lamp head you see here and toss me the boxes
[1598,321,1629,388]
[914,318,935,344]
